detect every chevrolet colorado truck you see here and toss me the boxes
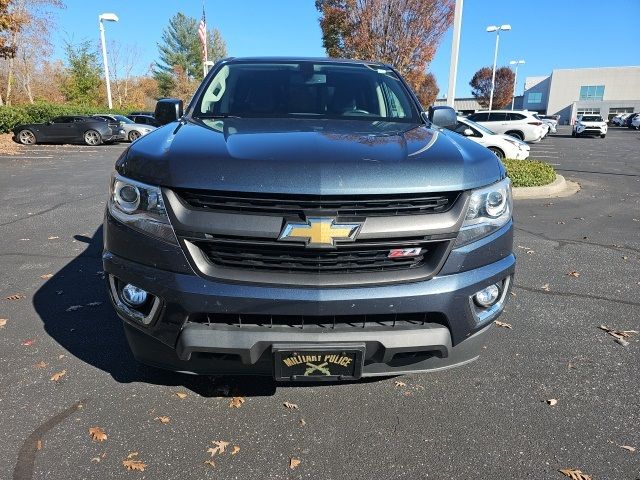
[103,57,515,381]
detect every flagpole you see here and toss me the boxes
[202,0,208,77]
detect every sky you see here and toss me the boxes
[52,0,640,98]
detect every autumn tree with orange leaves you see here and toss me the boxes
[469,66,515,109]
[315,0,454,107]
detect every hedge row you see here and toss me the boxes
[502,159,556,187]
[0,103,132,133]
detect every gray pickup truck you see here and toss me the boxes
[103,57,515,381]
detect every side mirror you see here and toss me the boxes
[154,98,184,126]
[427,106,457,128]
[463,128,474,137]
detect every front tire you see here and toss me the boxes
[84,130,102,146]
[488,147,505,160]
[601,134,606,138]
[128,130,141,142]
[17,129,37,145]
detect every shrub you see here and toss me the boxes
[502,159,556,187]
[0,102,132,134]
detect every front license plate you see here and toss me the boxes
[273,344,365,381]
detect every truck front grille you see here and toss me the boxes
[174,189,459,217]
[191,236,449,274]
[189,312,448,330]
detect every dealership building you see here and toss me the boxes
[522,66,640,123]
[435,66,640,123]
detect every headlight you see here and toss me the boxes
[455,178,512,247]
[108,173,178,245]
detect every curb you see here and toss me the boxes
[513,175,580,200]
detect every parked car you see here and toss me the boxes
[103,57,515,380]
[127,114,161,128]
[572,114,607,138]
[13,115,123,146]
[536,114,557,134]
[93,114,156,142]
[631,114,640,130]
[612,113,632,126]
[446,116,530,160]
[466,110,545,143]
[625,113,640,129]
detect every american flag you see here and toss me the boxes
[198,5,208,62]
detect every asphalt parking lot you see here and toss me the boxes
[0,126,638,480]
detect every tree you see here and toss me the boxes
[154,12,227,97]
[61,40,102,105]
[316,0,453,106]
[469,66,515,109]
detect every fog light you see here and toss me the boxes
[121,284,148,307]
[474,284,500,308]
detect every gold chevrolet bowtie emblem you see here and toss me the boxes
[278,218,361,247]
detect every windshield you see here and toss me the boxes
[462,118,496,135]
[581,115,602,122]
[114,115,135,124]
[192,61,420,123]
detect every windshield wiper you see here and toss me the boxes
[197,114,243,119]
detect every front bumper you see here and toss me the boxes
[103,212,515,377]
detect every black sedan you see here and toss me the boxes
[13,116,124,146]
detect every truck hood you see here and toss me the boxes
[117,118,503,195]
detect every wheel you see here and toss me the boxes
[84,130,102,146]
[600,134,606,138]
[17,129,37,145]
[506,131,524,141]
[128,130,141,142]
[488,147,505,160]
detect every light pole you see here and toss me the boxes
[446,0,464,108]
[99,13,119,110]
[509,59,525,110]
[486,24,511,110]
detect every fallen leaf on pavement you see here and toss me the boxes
[88,426,107,442]
[204,459,215,468]
[619,445,636,452]
[300,419,306,426]
[6,294,25,300]
[229,396,245,408]
[122,454,146,472]
[36,440,42,450]
[599,325,638,346]
[155,416,170,424]
[34,361,47,368]
[175,392,187,399]
[283,401,298,410]
[394,380,407,387]
[90,457,101,463]
[50,370,66,382]
[566,271,580,278]
[47,236,59,240]
[547,399,558,406]
[289,457,301,470]
[0,319,6,328]
[21,339,35,346]
[207,440,230,457]
[231,445,240,455]
[559,468,592,480]
[541,283,551,292]
[494,320,512,329]
[40,273,53,279]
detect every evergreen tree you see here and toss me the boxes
[154,12,227,97]
[61,40,102,105]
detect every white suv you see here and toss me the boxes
[466,110,545,143]
[573,114,607,138]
